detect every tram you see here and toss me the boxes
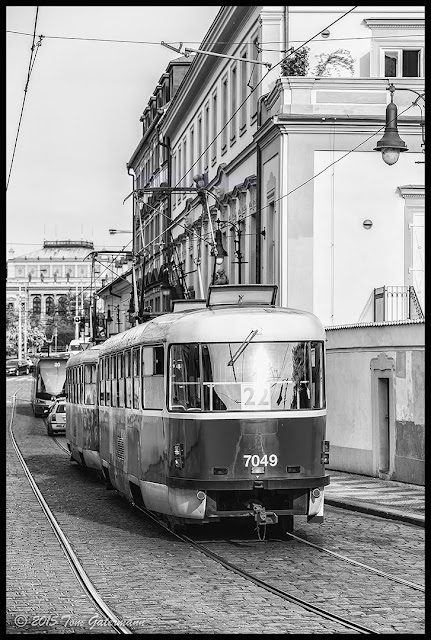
[65,346,101,470]
[31,353,70,417]
[65,285,329,532]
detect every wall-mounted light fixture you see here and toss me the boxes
[363,219,373,230]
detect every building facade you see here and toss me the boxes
[120,5,425,482]
[6,240,132,342]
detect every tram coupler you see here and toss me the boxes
[251,503,278,525]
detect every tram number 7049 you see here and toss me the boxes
[244,454,278,467]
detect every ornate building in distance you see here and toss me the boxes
[6,239,130,325]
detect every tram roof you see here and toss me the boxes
[66,345,102,367]
[98,305,325,356]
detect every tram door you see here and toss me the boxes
[378,378,390,474]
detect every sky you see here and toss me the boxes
[6,5,221,259]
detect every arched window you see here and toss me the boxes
[45,296,55,315]
[33,296,41,315]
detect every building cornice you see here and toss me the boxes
[397,185,425,199]
[363,17,424,30]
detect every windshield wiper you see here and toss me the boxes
[227,329,259,366]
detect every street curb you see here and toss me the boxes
[325,498,425,528]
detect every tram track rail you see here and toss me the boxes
[14,393,422,635]
[134,505,377,635]
[8,390,133,635]
[50,420,423,634]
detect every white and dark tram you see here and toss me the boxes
[65,285,329,532]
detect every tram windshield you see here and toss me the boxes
[169,341,325,412]
[36,359,67,399]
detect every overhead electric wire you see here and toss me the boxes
[170,6,359,192]
[6,7,42,191]
[7,30,420,44]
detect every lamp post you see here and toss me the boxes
[374,83,424,165]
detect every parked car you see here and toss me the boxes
[45,399,66,436]
[6,358,31,376]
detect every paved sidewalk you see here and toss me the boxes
[325,470,425,527]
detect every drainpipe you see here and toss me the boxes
[256,93,269,284]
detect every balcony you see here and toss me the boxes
[373,286,424,322]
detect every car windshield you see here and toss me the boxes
[7,360,19,366]
[56,404,66,413]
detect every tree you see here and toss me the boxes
[281,46,310,76]
[6,308,46,355]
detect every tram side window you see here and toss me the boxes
[110,354,117,407]
[169,344,201,411]
[117,352,124,408]
[99,360,104,406]
[311,341,325,409]
[125,350,132,408]
[84,364,96,405]
[105,357,111,406]
[142,345,164,410]
[132,348,140,409]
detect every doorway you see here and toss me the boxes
[377,378,390,474]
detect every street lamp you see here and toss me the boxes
[211,220,228,285]
[374,83,425,165]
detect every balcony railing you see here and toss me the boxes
[373,286,424,322]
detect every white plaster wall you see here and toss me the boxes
[313,150,424,326]
[326,350,374,449]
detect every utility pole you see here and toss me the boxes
[23,283,28,358]
[17,282,22,359]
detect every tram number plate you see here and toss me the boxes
[241,383,270,410]
[244,454,278,467]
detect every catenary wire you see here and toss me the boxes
[170,6,359,191]
[6,7,41,191]
[6,30,421,44]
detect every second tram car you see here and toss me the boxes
[66,346,101,470]
[65,285,329,532]
[31,353,70,417]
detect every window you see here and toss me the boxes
[84,364,96,405]
[110,354,117,407]
[383,49,422,77]
[177,147,182,203]
[211,91,217,165]
[250,37,260,120]
[117,352,124,408]
[169,341,325,412]
[240,48,248,132]
[197,115,202,175]
[125,350,132,408]
[182,137,187,195]
[230,66,237,144]
[33,296,41,315]
[204,103,210,171]
[105,357,111,405]
[142,345,164,409]
[221,77,228,152]
[45,296,54,316]
[132,347,140,409]
[99,360,105,406]
[189,127,194,186]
